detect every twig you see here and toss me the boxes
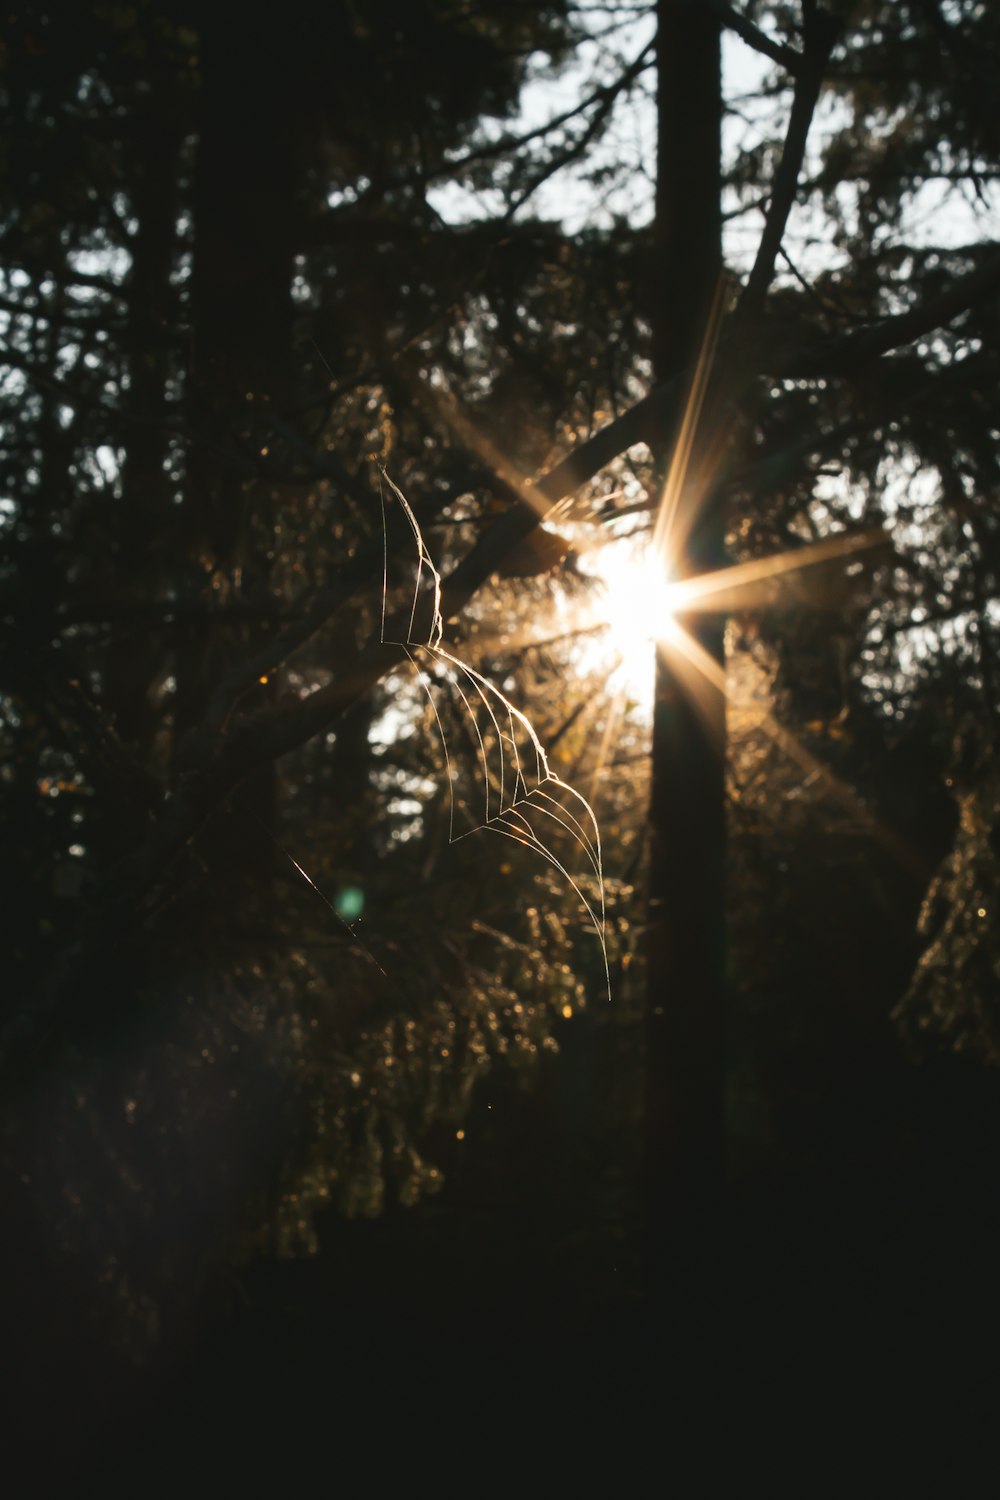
[735,4,839,322]
[707,0,805,75]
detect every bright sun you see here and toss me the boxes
[578,533,682,707]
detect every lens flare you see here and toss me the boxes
[579,534,682,707]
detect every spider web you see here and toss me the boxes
[379,468,609,997]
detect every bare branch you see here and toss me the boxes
[446,39,655,183]
[783,249,1000,377]
[735,4,838,321]
[531,242,1000,508]
[503,42,656,216]
[707,0,805,75]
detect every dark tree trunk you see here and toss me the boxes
[645,1,725,1277]
[179,19,305,920]
[108,108,180,763]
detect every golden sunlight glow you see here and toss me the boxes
[592,540,683,657]
[676,527,890,615]
[579,533,685,707]
[421,258,913,882]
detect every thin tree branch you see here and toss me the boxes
[451,39,654,181]
[503,43,655,217]
[707,0,805,75]
[784,249,1000,376]
[735,3,838,321]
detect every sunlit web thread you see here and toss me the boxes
[378,467,609,996]
[239,806,388,979]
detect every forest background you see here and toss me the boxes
[3,0,1000,1433]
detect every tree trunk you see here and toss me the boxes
[108,107,180,763]
[179,18,304,923]
[645,0,725,1282]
